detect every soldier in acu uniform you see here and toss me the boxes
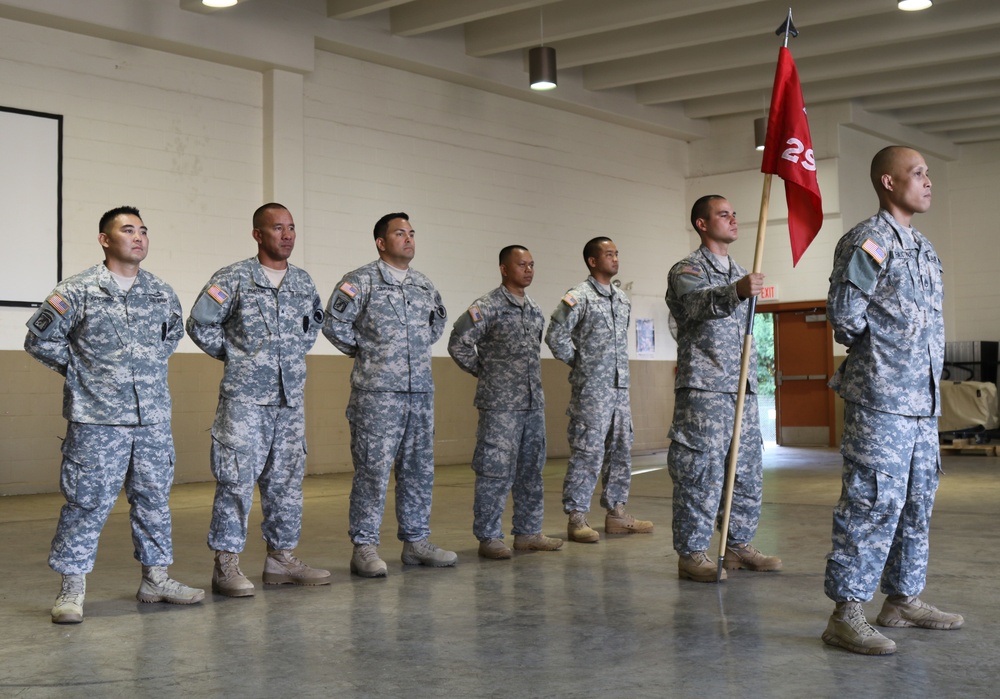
[448,245,563,559]
[665,195,781,583]
[25,206,204,624]
[324,213,457,577]
[187,203,330,597]
[822,146,963,656]
[545,237,653,543]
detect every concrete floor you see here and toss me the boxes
[1,446,997,698]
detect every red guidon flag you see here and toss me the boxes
[761,46,823,267]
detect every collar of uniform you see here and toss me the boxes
[697,244,732,274]
[98,262,143,296]
[498,285,529,306]
[586,275,614,297]
[877,209,920,249]
[376,258,411,285]
[252,256,303,290]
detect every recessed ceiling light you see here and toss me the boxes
[179,0,241,12]
[898,0,932,11]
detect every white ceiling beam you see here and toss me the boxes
[894,98,1000,125]
[919,115,1000,133]
[684,57,1000,118]
[464,0,752,57]
[845,106,960,161]
[860,79,1000,112]
[326,0,412,20]
[541,0,909,70]
[391,0,546,37]
[636,29,1000,105]
[587,2,1000,91]
[949,126,1000,144]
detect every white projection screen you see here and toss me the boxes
[0,107,62,307]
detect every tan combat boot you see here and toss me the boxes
[137,566,205,604]
[478,538,513,560]
[52,574,86,624]
[401,540,458,567]
[567,511,600,543]
[213,551,255,597]
[822,601,897,655]
[723,543,783,571]
[513,533,564,551]
[350,544,388,577]
[263,548,332,586]
[876,596,964,630]
[604,504,653,534]
[678,551,726,583]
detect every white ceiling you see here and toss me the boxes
[2,0,996,148]
[325,0,1000,146]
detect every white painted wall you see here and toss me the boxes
[0,18,689,361]
[946,141,1000,342]
[0,17,263,352]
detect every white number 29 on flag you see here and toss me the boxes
[781,137,816,172]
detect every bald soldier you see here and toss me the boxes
[822,146,963,656]
[187,203,330,597]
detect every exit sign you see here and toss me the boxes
[759,285,778,301]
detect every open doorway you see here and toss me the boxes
[753,312,777,447]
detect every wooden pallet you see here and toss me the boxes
[940,439,998,456]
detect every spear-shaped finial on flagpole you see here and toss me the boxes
[776,7,798,48]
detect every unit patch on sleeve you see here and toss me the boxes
[47,293,70,315]
[32,309,55,332]
[206,284,229,304]
[860,238,887,265]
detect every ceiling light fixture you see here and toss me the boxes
[530,47,557,91]
[898,0,932,10]
[754,117,767,151]
[179,0,241,13]
[529,10,557,91]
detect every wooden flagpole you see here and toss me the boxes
[715,173,771,581]
[715,8,796,582]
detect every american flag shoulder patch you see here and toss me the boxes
[206,284,229,304]
[47,293,70,315]
[861,238,887,264]
[339,281,359,298]
[468,306,483,322]
[679,264,702,276]
[561,293,577,307]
